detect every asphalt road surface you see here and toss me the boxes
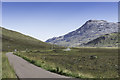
[6,52,69,78]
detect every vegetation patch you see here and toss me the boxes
[2,52,17,78]
[14,48,119,78]
[2,27,62,52]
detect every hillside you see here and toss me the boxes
[46,20,118,47]
[82,32,119,47]
[1,27,55,51]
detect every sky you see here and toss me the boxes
[2,2,118,41]
[1,0,120,2]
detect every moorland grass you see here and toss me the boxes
[1,27,119,79]
[14,48,119,78]
[2,27,62,52]
[2,52,17,78]
[0,52,1,79]
[1,27,63,79]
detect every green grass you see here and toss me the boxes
[2,52,17,78]
[1,27,64,79]
[1,27,62,52]
[1,27,119,79]
[0,51,1,79]
[14,47,119,78]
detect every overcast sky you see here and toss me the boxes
[2,2,118,41]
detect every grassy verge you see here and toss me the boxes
[14,53,84,78]
[14,48,119,78]
[0,52,1,79]
[2,52,17,78]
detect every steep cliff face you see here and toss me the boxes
[46,20,118,47]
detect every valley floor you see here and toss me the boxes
[2,47,119,79]
[13,48,119,78]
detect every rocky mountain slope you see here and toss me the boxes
[46,20,118,47]
[82,32,119,47]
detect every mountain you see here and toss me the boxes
[82,32,119,47]
[1,27,57,51]
[46,20,118,47]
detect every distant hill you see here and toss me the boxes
[46,20,118,47]
[1,27,56,51]
[81,32,119,47]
